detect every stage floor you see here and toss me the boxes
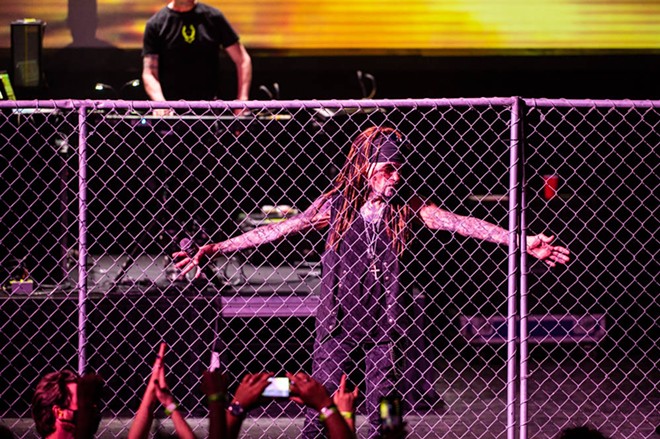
[2,256,657,439]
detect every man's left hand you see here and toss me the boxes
[526,234,571,267]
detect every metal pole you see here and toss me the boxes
[507,97,522,439]
[77,105,89,374]
[518,101,529,439]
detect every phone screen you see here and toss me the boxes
[262,377,290,398]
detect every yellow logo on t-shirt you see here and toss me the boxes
[182,24,196,43]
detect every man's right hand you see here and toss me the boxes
[152,108,175,117]
[287,372,333,411]
[333,373,358,413]
[173,243,216,279]
[232,372,272,411]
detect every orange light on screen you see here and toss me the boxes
[0,0,658,49]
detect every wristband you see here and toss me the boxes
[227,401,246,418]
[207,392,226,402]
[340,411,354,420]
[164,402,179,416]
[318,405,338,422]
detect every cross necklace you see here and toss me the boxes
[367,220,382,278]
[361,200,385,280]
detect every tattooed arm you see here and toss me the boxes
[142,54,166,101]
[142,54,175,116]
[175,197,332,278]
[418,203,509,244]
[418,202,570,266]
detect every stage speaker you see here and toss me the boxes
[11,19,46,88]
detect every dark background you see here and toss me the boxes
[0,48,658,101]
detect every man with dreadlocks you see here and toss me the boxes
[175,126,570,437]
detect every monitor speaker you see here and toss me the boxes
[11,19,46,88]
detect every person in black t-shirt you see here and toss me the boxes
[142,0,252,110]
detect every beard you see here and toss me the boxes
[382,183,402,199]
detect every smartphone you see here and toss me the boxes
[261,377,290,398]
[379,395,403,432]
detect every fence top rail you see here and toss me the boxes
[0,97,516,110]
[523,98,660,108]
[0,97,657,110]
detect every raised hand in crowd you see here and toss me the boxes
[201,370,228,439]
[225,372,272,439]
[128,343,194,439]
[287,372,354,439]
[332,373,359,434]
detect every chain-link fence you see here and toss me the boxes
[1,98,657,439]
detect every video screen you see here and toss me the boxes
[1,0,659,50]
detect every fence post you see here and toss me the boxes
[77,103,89,375]
[507,96,522,439]
[518,99,529,439]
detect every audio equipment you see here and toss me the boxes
[11,19,46,89]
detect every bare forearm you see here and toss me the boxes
[143,72,165,101]
[211,199,329,255]
[225,414,243,439]
[235,56,252,101]
[226,43,252,101]
[213,219,302,254]
[207,402,226,439]
[142,55,166,101]
[127,395,156,439]
[323,414,354,439]
[453,215,510,245]
[170,410,195,439]
[423,207,510,245]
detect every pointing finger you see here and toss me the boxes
[339,373,347,393]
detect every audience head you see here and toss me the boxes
[0,424,15,439]
[31,369,79,438]
[558,425,611,439]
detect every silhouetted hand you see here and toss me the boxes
[232,372,272,410]
[332,373,358,413]
[287,372,333,411]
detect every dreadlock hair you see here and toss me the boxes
[32,369,78,438]
[324,126,412,256]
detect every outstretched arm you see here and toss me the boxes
[175,196,331,278]
[419,202,512,244]
[418,203,570,266]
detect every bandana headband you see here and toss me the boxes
[369,132,405,163]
